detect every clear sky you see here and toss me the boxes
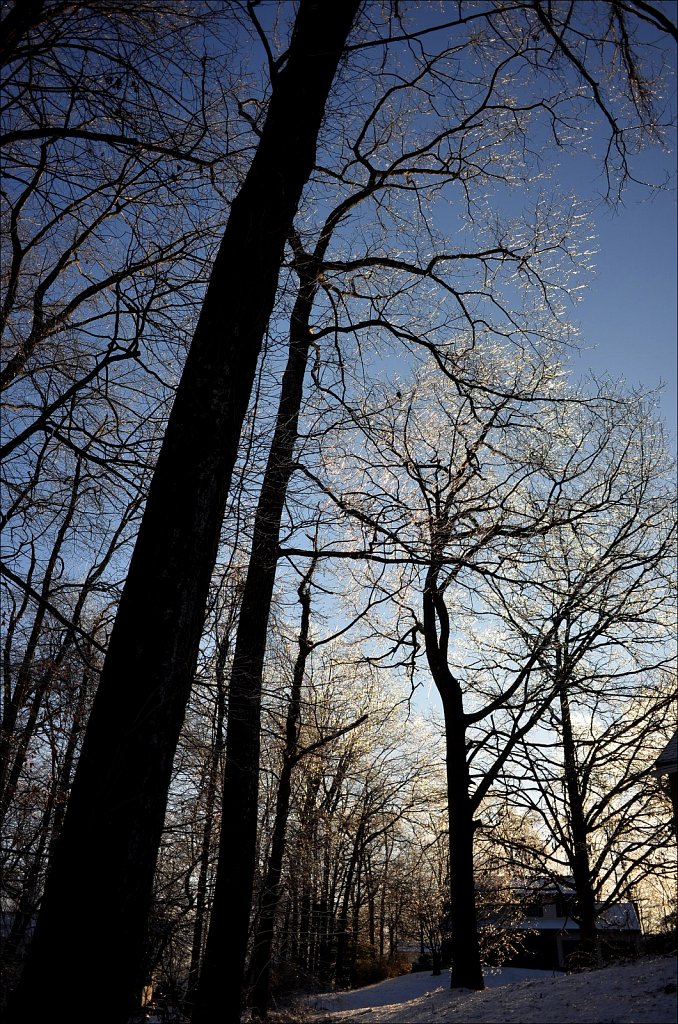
[569,162,677,448]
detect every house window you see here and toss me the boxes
[543,903,558,919]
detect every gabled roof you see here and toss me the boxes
[655,729,678,777]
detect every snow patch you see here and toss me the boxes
[303,956,677,1023]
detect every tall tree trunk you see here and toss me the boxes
[319,837,335,982]
[195,104,377,1021]
[194,249,318,1024]
[289,887,300,965]
[350,859,363,982]
[559,683,598,962]
[442,698,484,989]
[249,575,313,1019]
[6,5,359,1021]
[335,823,364,988]
[365,854,376,953]
[423,568,485,990]
[379,839,391,960]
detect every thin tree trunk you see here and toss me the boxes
[7,5,358,1020]
[249,574,313,1019]
[0,460,82,824]
[366,855,376,953]
[296,775,321,972]
[350,860,363,981]
[289,887,299,965]
[2,662,88,978]
[299,886,312,972]
[319,839,335,982]
[379,839,391,960]
[335,823,364,988]
[183,639,227,1013]
[46,665,91,860]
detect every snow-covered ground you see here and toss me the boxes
[302,956,677,1023]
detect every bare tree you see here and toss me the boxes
[0,1,240,1010]
[482,409,676,961]
[5,3,360,1020]
[197,3,600,1007]
[283,347,677,988]
[1,0,674,1015]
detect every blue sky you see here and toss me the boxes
[408,3,678,449]
[256,2,677,445]
[570,166,677,447]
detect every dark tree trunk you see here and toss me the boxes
[349,859,363,982]
[196,93,381,1021]
[559,684,598,963]
[194,252,318,1024]
[335,824,364,988]
[423,567,485,991]
[365,855,376,952]
[299,885,312,972]
[249,575,313,1020]
[669,773,678,837]
[6,4,358,1021]
[442,698,484,989]
[289,888,300,964]
[319,841,335,982]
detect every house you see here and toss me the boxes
[655,729,678,834]
[499,876,641,972]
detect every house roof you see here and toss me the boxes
[511,874,576,895]
[598,903,641,931]
[655,729,678,777]
[517,902,641,933]
[514,919,577,931]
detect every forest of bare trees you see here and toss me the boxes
[1,3,676,1023]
